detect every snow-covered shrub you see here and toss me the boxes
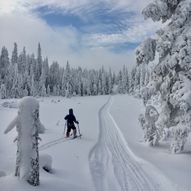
[139,105,159,146]
[170,125,189,153]
[137,0,191,153]
[4,96,45,186]
[2,101,18,108]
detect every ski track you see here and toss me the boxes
[89,97,162,191]
[39,137,76,151]
[39,138,66,151]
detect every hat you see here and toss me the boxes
[69,108,73,114]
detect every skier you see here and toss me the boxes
[64,108,79,138]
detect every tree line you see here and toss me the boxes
[0,43,150,99]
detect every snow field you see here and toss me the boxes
[90,96,183,191]
[0,95,190,191]
[110,95,191,191]
[0,96,108,191]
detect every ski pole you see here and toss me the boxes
[63,122,67,136]
[77,124,82,138]
[56,116,63,126]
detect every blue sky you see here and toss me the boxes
[0,0,160,70]
[34,2,139,52]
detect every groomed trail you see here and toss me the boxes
[89,97,180,191]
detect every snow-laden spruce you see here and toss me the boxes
[137,0,191,153]
[0,43,130,98]
[4,96,45,186]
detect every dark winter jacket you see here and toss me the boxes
[64,109,79,127]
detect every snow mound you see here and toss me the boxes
[2,101,18,108]
[40,154,53,173]
[0,171,6,177]
[51,99,61,103]
[19,96,39,111]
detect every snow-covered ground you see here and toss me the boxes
[0,95,190,191]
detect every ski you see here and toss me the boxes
[73,134,82,139]
[64,134,82,140]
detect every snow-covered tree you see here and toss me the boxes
[136,38,156,65]
[11,42,18,65]
[0,43,133,99]
[47,85,50,95]
[138,0,191,153]
[0,84,6,98]
[36,43,42,81]
[61,61,73,97]
[107,69,113,94]
[4,97,45,186]
[39,59,49,96]
[17,47,26,74]
[144,67,150,87]
[129,67,136,94]
[0,47,9,84]
[117,70,123,93]
[121,65,129,94]
[49,62,60,94]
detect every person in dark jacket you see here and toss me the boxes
[64,108,79,138]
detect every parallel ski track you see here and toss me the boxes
[89,97,160,191]
[39,136,79,151]
[39,138,66,151]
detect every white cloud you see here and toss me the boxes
[23,0,160,48]
[68,47,136,71]
[85,21,160,47]
[0,0,26,14]
[0,12,78,59]
[115,0,152,11]
[25,0,152,14]
[0,0,159,70]
[0,10,136,70]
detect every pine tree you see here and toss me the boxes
[36,43,42,81]
[0,84,6,99]
[11,42,18,65]
[63,61,72,97]
[122,65,129,94]
[39,59,49,96]
[17,47,26,74]
[0,47,9,84]
[108,68,113,94]
[129,67,136,94]
[49,62,60,94]
[0,43,132,99]
[47,85,50,95]
[117,70,123,93]
[138,0,191,152]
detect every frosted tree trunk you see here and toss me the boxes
[4,96,45,186]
